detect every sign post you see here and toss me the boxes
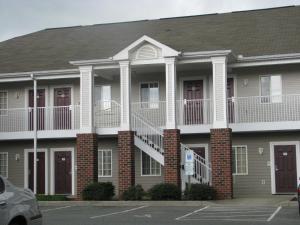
[185,150,194,191]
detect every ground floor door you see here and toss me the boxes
[54,151,72,194]
[183,80,204,124]
[28,152,45,194]
[274,145,297,193]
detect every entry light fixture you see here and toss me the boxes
[15,154,20,161]
[258,147,264,155]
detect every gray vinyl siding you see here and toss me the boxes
[135,148,164,191]
[0,139,76,193]
[97,137,119,195]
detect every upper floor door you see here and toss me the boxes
[54,88,71,130]
[183,80,204,124]
[28,89,45,130]
[227,78,235,123]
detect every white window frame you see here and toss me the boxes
[141,151,161,176]
[259,75,282,103]
[0,152,8,178]
[98,149,112,177]
[0,91,8,116]
[139,82,159,109]
[232,145,248,176]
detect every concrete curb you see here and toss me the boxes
[38,200,210,207]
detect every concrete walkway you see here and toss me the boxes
[38,195,297,207]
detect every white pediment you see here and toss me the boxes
[113,35,179,61]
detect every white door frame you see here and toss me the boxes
[269,141,300,194]
[50,148,75,195]
[24,148,48,195]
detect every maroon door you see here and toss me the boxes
[54,88,71,129]
[274,145,297,193]
[55,151,72,194]
[227,78,235,123]
[29,89,45,130]
[28,152,45,194]
[192,147,206,159]
[183,80,204,124]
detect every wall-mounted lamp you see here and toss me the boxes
[243,79,249,87]
[15,154,20,161]
[258,147,264,155]
[16,91,20,99]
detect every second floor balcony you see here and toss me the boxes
[1,94,300,139]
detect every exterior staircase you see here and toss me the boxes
[131,110,212,186]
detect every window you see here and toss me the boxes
[140,82,159,108]
[141,151,161,176]
[232,146,248,175]
[0,91,8,116]
[260,75,282,103]
[0,153,8,178]
[98,149,112,177]
[95,85,111,110]
[0,177,4,194]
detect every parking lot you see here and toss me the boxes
[41,204,299,225]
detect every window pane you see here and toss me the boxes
[0,153,8,178]
[140,83,159,108]
[260,76,270,103]
[232,146,247,175]
[0,92,8,116]
[271,75,282,103]
[142,152,150,175]
[98,151,103,176]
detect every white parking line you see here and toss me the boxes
[42,206,72,212]
[267,206,282,222]
[90,205,149,219]
[175,206,210,220]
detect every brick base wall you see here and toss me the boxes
[76,133,98,199]
[210,128,233,199]
[163,129,181,188]
[118,131,135,198]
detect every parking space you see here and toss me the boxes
[40,204,299,225]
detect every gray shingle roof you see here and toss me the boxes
[0,6,300,73]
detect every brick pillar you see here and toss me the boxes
[118,131,135,198]
[210,128,233,199]
[163,129,181,188]
[76,133,98,199]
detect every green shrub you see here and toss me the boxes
[122,185,145,200]
[82,182,115,200]
[148,183,181,200]
[36,195,68,201]
[184,184,216,200]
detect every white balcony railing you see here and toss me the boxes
[94,100,121,128]
[176,99,213,125]
[228,95,300,123]
[131,101,166,126]
[0,105,80,132]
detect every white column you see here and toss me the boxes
[79,66,95,133]
[165,57,177,129]
[119,61,131,130]
[212,56,228,128]
[33,77,37,194]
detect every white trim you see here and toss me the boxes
[50,148,75,196]
[140,150,162,177]
[113,35,179,61]
[23,148,48,195]
[232,145,248,176]
[185,144,209,163]
[269,141,300,194]
[0,152,8,178]
[98,149,113,178]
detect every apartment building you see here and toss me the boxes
[0,6,299,199]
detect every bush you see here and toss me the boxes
[184,184,216,200]
[122,185,145,200]
[82,182,115,200]
[36,195,68,201]
[148,183,181,200]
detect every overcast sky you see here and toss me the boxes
[0,0,300,42]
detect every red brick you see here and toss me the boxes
[210,128,233,200]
